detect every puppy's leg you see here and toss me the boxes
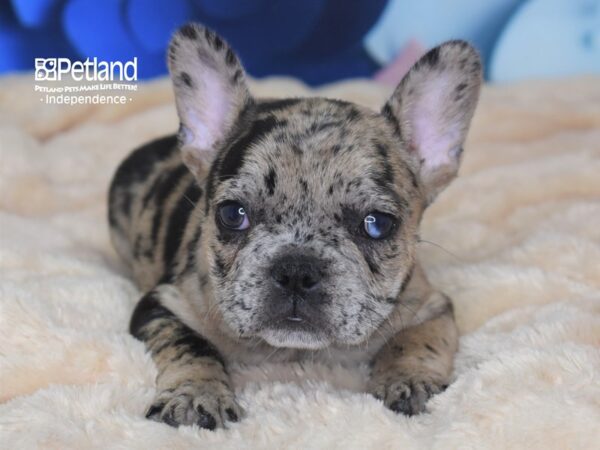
[368,293,458,415]
[130,284,242,429]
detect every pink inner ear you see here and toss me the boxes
[410,75,461,171]
[183,69,230,151]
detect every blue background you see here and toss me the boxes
[1,0,599,85]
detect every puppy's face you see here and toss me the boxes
[168,25,482,349]
[205,99,423,349]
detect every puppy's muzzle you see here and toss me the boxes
[269,252,328,320]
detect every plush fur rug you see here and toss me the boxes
[1,75,599,449]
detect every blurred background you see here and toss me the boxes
[1,0,599,86]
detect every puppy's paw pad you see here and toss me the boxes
[146,382,243,429]
[370,378,448,416]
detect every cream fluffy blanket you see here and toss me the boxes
[1,75,599,449]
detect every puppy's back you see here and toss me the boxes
[108,135,199,290]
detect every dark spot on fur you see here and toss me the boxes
[232,68,242,83]
[206,115,279,207]
[196,405,217,430]
[179,72,193,88]
[264,167,277,196]
[162,181,203,270]
[225,48,236,66]
[399,264,415,295]
[420,46,440,67]
[154,165,190,206]
[425,344,439,355]
[374,142,395,186]
[203,27,212,43]
[381,103,402,139]
[198,274,209,290]
[212,34,223,51]
[130,291,175,338]
[455,82,468,101]
[375,142,388,159]
[212,252,227,279]
[168,46,177,64]
[142,173,166,210]
[256,98,301,113]
[443,298,455,316]
[149,165,190,245]
[346,107,360,121]
[145,403,165,419]
[182,226,202,275]
[225,408,239,422]
[219,116,278,180]
[365,257,380,275]
[299,178,308,192]
[179,72,194,88]
[393,344,404,354]
[406,165,419,189]
[310,120,341,134]
[179,24,198,40]
[110,135,177,211]
[170,332,224,364]
[120,192,132,217]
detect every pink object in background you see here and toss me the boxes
[373,39,426,86]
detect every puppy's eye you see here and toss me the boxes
[364,212,395,239]
[218,202,250,230]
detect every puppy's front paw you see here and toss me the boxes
[146,380,243,429]
[369,376,448,416]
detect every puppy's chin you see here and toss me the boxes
[260,328,330,350]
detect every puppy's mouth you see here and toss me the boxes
[258,313,331,349]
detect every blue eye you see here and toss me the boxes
[364,212,395,239]
[218,202,250,230]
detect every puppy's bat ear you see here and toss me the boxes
[168,23,253,174]
[382,40,482,204]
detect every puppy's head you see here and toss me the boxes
[168,24,482,349]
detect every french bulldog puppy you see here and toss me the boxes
[109,23,481,430]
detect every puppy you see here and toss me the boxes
[108,23,482,429]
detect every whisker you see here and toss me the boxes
[183,194,198,208]
[261,346,281,364]
[361,304,392,349]
[399,301,421,323]
[418,239,463,262]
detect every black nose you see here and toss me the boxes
[270,253,325,294]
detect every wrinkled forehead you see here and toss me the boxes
[208,98,412,212]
